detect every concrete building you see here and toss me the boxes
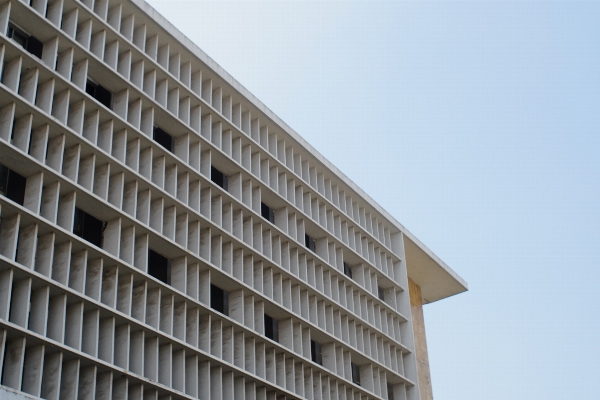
[0,0,467,399]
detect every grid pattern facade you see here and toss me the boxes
[0,0,426,399]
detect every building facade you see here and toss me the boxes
[0,0,467,399]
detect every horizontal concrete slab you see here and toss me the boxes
[403,234,468,304]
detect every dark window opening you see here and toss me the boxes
[7,24,26,47]
[211,166,228,191]
[387,383,395,400]
[210,284,229,316]
[148,249,171,285]
[378,286,385,301]
[0,164,26,206]
[264,314,279,342]
[14,236,20,264]
[73,207,104,248]
[343,262,353,279]
[305,234,316,253]
[261,202,275,224]
[311,340,322,365]
[7,23,43,59]
[153,126,174,153]
[86,79,113,109]
[351,362,361,386]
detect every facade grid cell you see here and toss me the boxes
[0,0,467,399]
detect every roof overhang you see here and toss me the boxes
[403,233,468,304]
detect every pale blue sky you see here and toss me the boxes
[146,2,600,398]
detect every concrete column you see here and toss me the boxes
[409,278,433,400]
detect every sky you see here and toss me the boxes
[145,1,600,399]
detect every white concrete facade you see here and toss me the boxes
[0,0,466,399]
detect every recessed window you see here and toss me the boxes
[211,166,228,191]
[351,362,361,386]
[73,207,104,248]
[387,383,395,400]
[264,314,279,342]
[343,262,353,279]
[210,284,229,316]
[0,164,26,206]
[311,340,322,365]
[153,126,174,153]
[148,249,171,285]
[7,23,43,59]
[86,79,113,109]
[7,23,27,47]
[378,286,385,301]
[261,202,275,224]
[305,234,316,253]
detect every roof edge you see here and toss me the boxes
[132,0,468,298]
